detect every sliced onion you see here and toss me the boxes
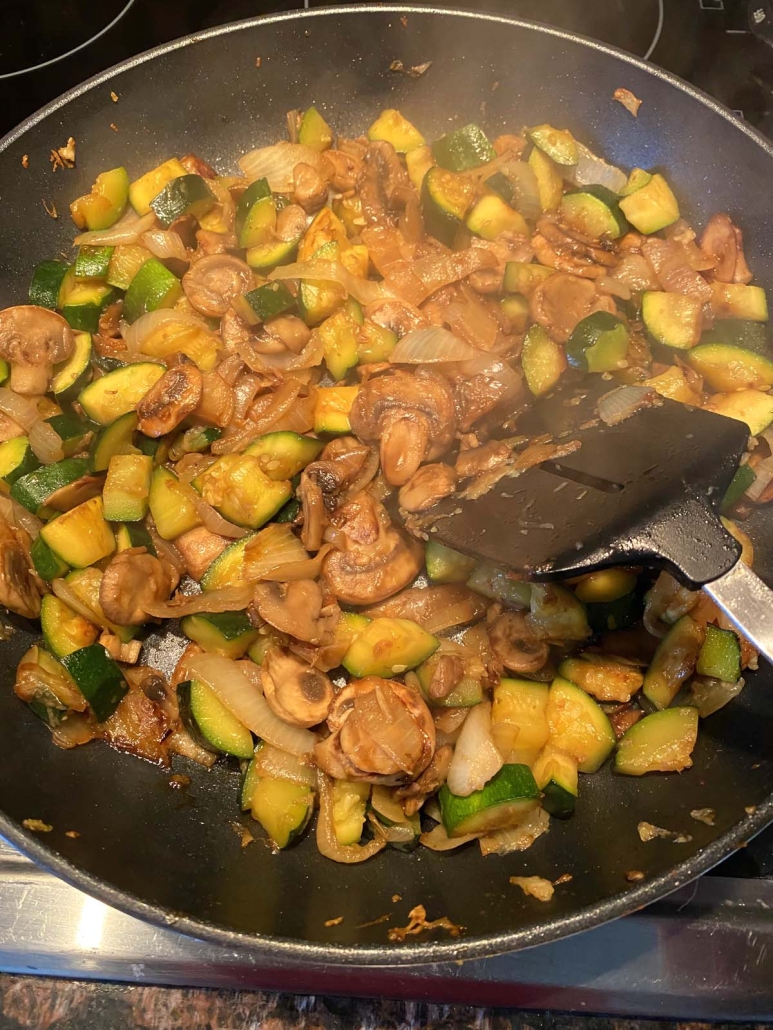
[0,388,39,431]
[167,727,218,768]
[253,742,316,786]
[690,675,745,717]
[597,276,632,301]
[236,333,324,375]
[191,494,248,540]
[188,653,316,755]
[446,701,503,797]
[232,373,264,422]
[122,308,209,353]
[597,385,657,426]
[0,495,42,538]
[420,822,480,851]
[51,578,108,629]
[142,584,254,618]
[242,523,308,580]
[456,354,522,399]
[270,389,317,434]
[365,586,487,634]
[390,326,477,364]
[238,142,326,191]
[141,229,188,263]
[316,770,386,864]
[149,529,186,576]
[743,458,772,501]
[478,807,550,856]
[74,209,156,246]
[505,161,541,221]
[260,544,331,582]
[269,261,389,307]
[28,419,64,464]
[565,142,627,194]
[213,377,305,452]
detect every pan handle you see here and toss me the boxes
[704,560,773,666]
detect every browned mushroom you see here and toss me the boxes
[364,299,428,336]
[358,141,412,226]
[261,646,335,728]
[137,355,203,437]
[174,526,229,581]
[180,152,217,179]
[424,654,465,701]
[349,369,456,486]
[487,610,550,674]
[364,584,488,634]
[398,463,457,513]
[193,229,238,259]
[292,162,329,213]
[195,370,235,428]
[395,743,453,815]
[532,218,618,279]
[530,273,617,343]
[182,255,254,318]
[699,212,753,285]
[0,306,74,395]
[322,492,422,605]
[313,677,436,784]
[0,521,45,619]
[325,150,362,191]
[299,436,377,549]
[99,549,172,625]
[253,579,339,645]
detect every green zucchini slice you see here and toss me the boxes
[618,173,679,234]
[342,617,438,678]
[177,679,254,758]
[40,497,115,568]
[149,174,215,227]
[642,615,705,709]
[560,186,627,239]
[78,363,165,425]
[122,259,182,324]
[74,245,114,281]
[180,611,259,660]
[0,437,39,487]
[102,454,153,522]
[615,707,699,775]
[250,775,314,848]
[60,643,128,722]
[52,331,93,401]
[148,466,201,540]
[424,540,476,584]
[545,677,616,773]
[299,107,334,151]
[244,431,323,480]
[439,764,540,837]
[41,594,99,658]
[29,260,70,310]
[90,412,139,472]
[30,535,70,581]
[687,343,773,391]
[642,292,703,350]
[696,624,741,683]
[421,167,475,245]
[367,109,424,153]
[566,311,629,372]
[432,123,496,171]
[11,457,99,516]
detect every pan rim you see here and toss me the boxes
[1,3,773,966]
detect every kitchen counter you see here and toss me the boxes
[0,976,759,1030]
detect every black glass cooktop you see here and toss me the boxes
[1,0,773,138]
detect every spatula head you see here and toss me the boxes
[430,384,748,589]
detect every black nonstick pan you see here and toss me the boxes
[1,6,773,966]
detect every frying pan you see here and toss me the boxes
[1,5,773,966]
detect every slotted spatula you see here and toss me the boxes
[430,381,773,664]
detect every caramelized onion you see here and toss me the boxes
[316,770,386,864]
[142,584,254,617]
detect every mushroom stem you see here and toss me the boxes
[10,363,51,396]
[380,413,430,486]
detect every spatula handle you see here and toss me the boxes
[704,561,773,666]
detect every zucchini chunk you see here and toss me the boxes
[51,330,93,401]
[11,457,99,515]
[29,260,70,310]
[574,568,637,603]
[620,167,652,196]
[74,245,114,281]
[71,167,130,230]
[106,245,151,291]
[368,109,424,153]
[421,167,475,245]
[149,174,216,227]
[642,614,705,709]
[115,522,156,555]
[177,679,254,758]
[503,261,554,296]
[439,763,540,837]
[193,454,292,530]
[30,534,70,581]
[415,652,484,708]
[342,617,438,678]
[560,186,627,239]
[425,540,477,584]
[40,497,115,568]
[148,466,202,539]
[128,158,187,216]
[122,259,182,324]
[466,560,533,607]
[545,677,616,772]
[491,678,549,765]
[0,437,39,487]
[696,624,741,683]
[90,412,139,472]
[60,643,128,722]
[722,464,756,510]
[558,654,643,703]
[618,173,680,233]
[41,594,98,658]
[615,707,699,775]
[465,194,528,240]
[299,107,334,151]
[687,343,773,391]
[318,307,360,380]
[78,363,165,425]
[45,413,90,458]
[235,178,272,240]
[566,311,629,371]
[251,776,314,849]
[180,611,260,660]
[527,124,579,166]
[522,324,566,396]
[102,454,153,522]
[532,746,579,818]
[314,386,359,435]
[642,291,703,350]
[331,780,370,845]
[705,390,773,436]
[244,431,323,480]
[243,282,296,322]
[357,319,397,363]
[59,272,116,334]
[711,283,768,322]
[200,532,257,591]
[241,756,261,810]
[432,123,495,171]
[528,146,563,213]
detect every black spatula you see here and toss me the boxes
[429,381,773,663]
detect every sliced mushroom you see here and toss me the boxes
[322,492,422,605]
[0,521,45,619]
[194,229,238,259]
[292,162,329,213]
[182,255,254,318]
[325,150,362,191]
[137,355,203,437]
[276,203,307,242]
[398,463,457,513]
[699,213,753,285]
[299,436,377,549]
[253,579,339,645]
[313,677,436,784]
[530,273,617,343]
[0,306,74,395]
[395,743,453,815]
[195,370,235,428]
[349,369,456,486]
[180,152,217,179]
[174,525,229,581]
[261,646,334,728]
[426,654,465,701]
[365,299,428,336]
[487,610,550,674]
[532,218,618,279]
[99,549,172,625]
[358,141,411,226]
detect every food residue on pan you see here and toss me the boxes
[745,805,758,815]
[690,807,716,826]
[626,870,646,882]
[637,821,693,844]
[110,91,119,103]
[613,87,643,117]
[255,57,262,68]
[510,875,555,902]
[110,124,119,133]
[387,905,463,941]
[41,199,58,218]
[230,821,255,848]
[389,59,432,78]
[391,894,402,903]
[169,773,191,790]
[50,137,76,171]
[22,818,52,833]
[324,916,344,927]
[400,15,408,26]
[21,155,29,169]
[356,913,391,929]
[65,830,80,839]
[554,873,573,885]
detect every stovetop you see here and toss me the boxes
[2,0,773,1012]
[1,0,773,139]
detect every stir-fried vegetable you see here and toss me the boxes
[0,108,765,864]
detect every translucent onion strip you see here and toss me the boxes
[0,495,43,538]
[316,770,386,864]
[188,653,316,755]
[74,209,156,247]
[142,584,254,618]
[390,326,477,364]
[253,743,316,786]
[241,523,308,581]
[238,142,326,191]
[269,260,388,306]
